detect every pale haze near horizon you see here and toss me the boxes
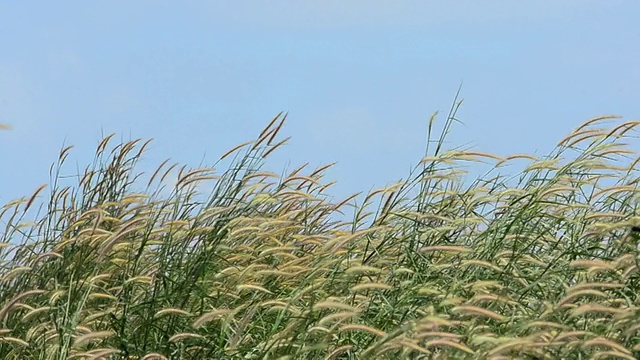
[1,2,639,208]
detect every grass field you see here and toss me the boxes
[2,105,640,359]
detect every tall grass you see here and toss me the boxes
[2,108,640,359]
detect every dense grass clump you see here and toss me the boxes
[2,108,640,359]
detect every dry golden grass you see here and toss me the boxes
[2,106,640,358]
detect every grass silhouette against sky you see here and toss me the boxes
[2,3,640,359]
[1,1,639,206]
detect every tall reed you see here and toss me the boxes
[2,107,640,359]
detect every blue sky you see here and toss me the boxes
[1,1,639,207]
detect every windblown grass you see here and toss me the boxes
[2,106,640,359]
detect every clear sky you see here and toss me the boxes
[1,1,639,206]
